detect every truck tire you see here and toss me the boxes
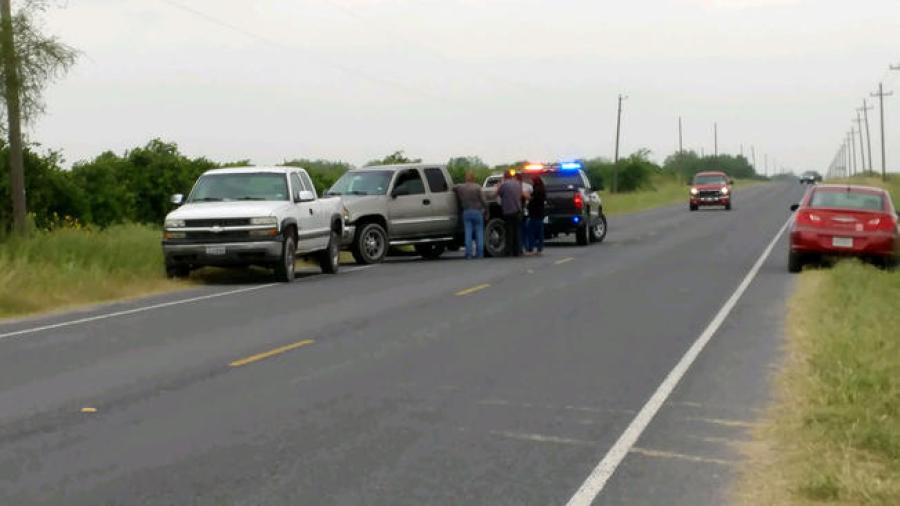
[788,251,803,273]
[317,230,341,274]
[351,222,387,264]
[415,243,445,260]
[689,203,698,211]
[484,218,506,257]
[725,202,732,211]
[589,214,608,243]
[576,224,589,246]
[274,234,296,282]
[165,263,190,279]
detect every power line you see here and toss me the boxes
[157,0,467,107]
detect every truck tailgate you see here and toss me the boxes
[544,189,579,216]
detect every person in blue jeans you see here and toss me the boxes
[525,174,546,255]
[454,171,487,258]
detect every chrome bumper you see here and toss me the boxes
[163,241,283,266]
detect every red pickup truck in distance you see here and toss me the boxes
[689,171,733,211]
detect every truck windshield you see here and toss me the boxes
[693,175,727,185]
[327,171,392,196]
[187,173,289,202]
[539,173,585,189]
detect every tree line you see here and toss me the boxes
[0,138,763,231]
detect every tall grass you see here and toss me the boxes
[0,224,185,318]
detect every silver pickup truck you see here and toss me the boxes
[162,166,344,282]
[327,164,464,263]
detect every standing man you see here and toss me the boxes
[525,174,546,256]
[454,171,487,259]
[496,170,523,257]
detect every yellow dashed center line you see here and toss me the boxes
[554,257,575,265]
[455,283,491,296]
[229,339,316,367]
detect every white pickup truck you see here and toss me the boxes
[162,166,345,282]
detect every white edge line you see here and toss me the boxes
[0,264,376,341]
[565,216,792,506]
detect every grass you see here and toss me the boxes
[0,223,190,318]
[600,174,764,216]
[735,174,900,506]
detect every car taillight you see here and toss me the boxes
[796,210,822,226]
[868,216,898,232]
[573,193,584,210]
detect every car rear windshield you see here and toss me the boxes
[187,173,289,202]
[327,171,392,196]
[810,190,884,211]
[693,175,727,185]
[538,172,585,189]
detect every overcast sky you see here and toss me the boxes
[35,0,900,173]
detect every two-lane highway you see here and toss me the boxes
[0,182,804,505]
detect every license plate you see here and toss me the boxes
[543,216,549,224]
[206,246,226,256]
[832,237,853,248]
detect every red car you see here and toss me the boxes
[689,171,733,211]
[788,184,899,272]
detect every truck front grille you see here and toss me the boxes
[184,218,251,227]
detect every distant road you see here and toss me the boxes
[0,182,804,505]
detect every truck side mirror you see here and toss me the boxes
[170,194,184,206]
[790,203,799,212]
[391,187,409,199]
[296,190,315,203]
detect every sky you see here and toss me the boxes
[33,0,900,173]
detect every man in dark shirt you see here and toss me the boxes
[496,171,523,257]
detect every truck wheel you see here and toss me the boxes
[415,243,445,260]
[788,251,803,273]
[165,263,190,279]
[589,214,608,243]
[352,223,387,264]
[274,234,296,282]
[484,218,506,257]
[576,224,589,246]
[725,202,732,211]
[689,203,698,211]
[318,230,341,274]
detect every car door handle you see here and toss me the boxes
[423,199,431,205]
[309,208,314,215]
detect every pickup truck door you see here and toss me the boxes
[300,170,332,245]
[387,168,431,239]
[290,172,324,253]
[422,167,458,236]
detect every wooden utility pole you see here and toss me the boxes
[858,100,874,172]
[713,122,718,157]
[871,81,893,181]
[677,116,683,154]
[0,0,26,234]
[751,145,757,174]
[849,130,857,176]
[853,115,866,173]
[612,94,627,192]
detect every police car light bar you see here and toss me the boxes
[559,161,583,170]
[524,163,544,171]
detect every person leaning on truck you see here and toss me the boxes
[496,170,524,257]
[454,171,488,259]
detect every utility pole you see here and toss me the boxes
[751,145,757,174]
[871,80,893,181]
[0,0,26,234]
[740,143,744,157]
[764,153,768,177]
[713,122,718,157]
[853,112,866,173]
[849,130,857,176]
[678,116,683,154]
[613,94,627,192]
[858,100,874,172]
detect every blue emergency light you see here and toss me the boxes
[559,162,583,171]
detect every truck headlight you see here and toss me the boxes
[165,219,185,229]
[690,188,698,195]
[250,217,278,226]
[721,187,729,195]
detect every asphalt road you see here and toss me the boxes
[0,182,805,505]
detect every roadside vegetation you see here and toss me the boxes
[0,222,185,318]
[735,173,900,505]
